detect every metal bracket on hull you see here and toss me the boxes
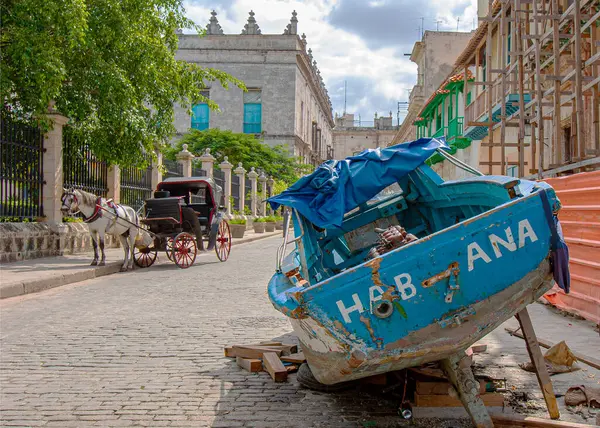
[422,262,461,303]
[437,307,476,328]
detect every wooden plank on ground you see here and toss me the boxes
[236,357,262,373]
[505,327,600,370]
[224,346,235,357]
[285,364,299,373]
[231,346,282,359]
[262,344,298,356]
[471,344,488,353]
[415,392,505,407]
[492,414,598,427]
[280,352,306,364]
[416,380,486,395]
[263,352,288,382]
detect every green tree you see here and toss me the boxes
[1,0,242,166]
[164,128,312,185]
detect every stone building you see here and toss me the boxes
[392,30,474,145]
[333,113,397,159]
[173,11,334,165]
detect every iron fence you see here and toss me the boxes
[231,174,240,211]
[120,154,153,211]
[63,127,108,197]
[191,166,207,177]
[163,159,183,179]
[245,178,252,212]
[213,168,224,190]
[0,115,44,220]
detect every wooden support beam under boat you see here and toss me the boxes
[440,352,493,428]
[515,307,560,420]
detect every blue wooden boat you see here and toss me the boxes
[267,138,569,387]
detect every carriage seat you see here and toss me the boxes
[145,197,183,221]
[187,203,211,225]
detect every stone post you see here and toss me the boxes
[106,166,120,202]
[220,156,233,216]
[258,172,267,217]
[151,151,163,191]
[199,148,215,178]
[43,112,69,224]
[176,144,194,178]
[234,163,246,214]
[267,176,275,215]
[247,167,259,217]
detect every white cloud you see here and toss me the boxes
[183,0,475,122]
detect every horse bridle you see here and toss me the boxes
[61,190,81,215]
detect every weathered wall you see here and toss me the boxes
[173,33,333,163]
[421,31,474,101]
[333,129,397,159]
[0,223,119,264]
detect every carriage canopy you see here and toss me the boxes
[267,137,449,229]
[156,177,223,207]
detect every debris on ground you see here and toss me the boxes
[518,340,580,374]
[565,385,600,408]
[506,327,600,370]
[224,341,305,382]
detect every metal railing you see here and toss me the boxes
[0,115,44,220]
[447,117,464,141]
[63,126,108,197]
[433,127,447,138]
[120,154,153,211]
[163,159,183,179]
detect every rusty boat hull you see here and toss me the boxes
[268,182,565,385]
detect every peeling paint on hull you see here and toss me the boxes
[290,259,553,385]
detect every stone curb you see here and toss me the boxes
[0,231,280,300]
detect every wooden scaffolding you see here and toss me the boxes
[462,0,600,178]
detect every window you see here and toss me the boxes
[466,91,472,105]
[243,89,262,133]
[191,90,210,131]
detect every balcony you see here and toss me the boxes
[463,92,531,140]
[432,127,447,139]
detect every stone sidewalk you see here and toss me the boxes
[0,230,281,300]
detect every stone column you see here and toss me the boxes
[258,172,267,217]
[176,144,194,178]
[151,151,163,191]
[220,156,233,216]
[198,148,215,179]
[267,176,274,215]
[43,112,69,224]
[106,166,120,202]
[234,163,246,214]
[247,167,259,217]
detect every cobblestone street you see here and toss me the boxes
[0,238,404,428]
[1,237,599,427]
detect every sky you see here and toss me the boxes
[182,0,478,126]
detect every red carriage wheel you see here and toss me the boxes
[165,237,174,261]
[133,246,157,268]
[172,232,197,269]
[215,220,232,262]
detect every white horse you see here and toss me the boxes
[61,188,140,271]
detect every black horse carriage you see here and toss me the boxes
[133,177,232,269]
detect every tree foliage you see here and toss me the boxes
[164,129,312,186]
[1,0,242,166]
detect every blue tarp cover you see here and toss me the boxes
[268,137,449,229]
